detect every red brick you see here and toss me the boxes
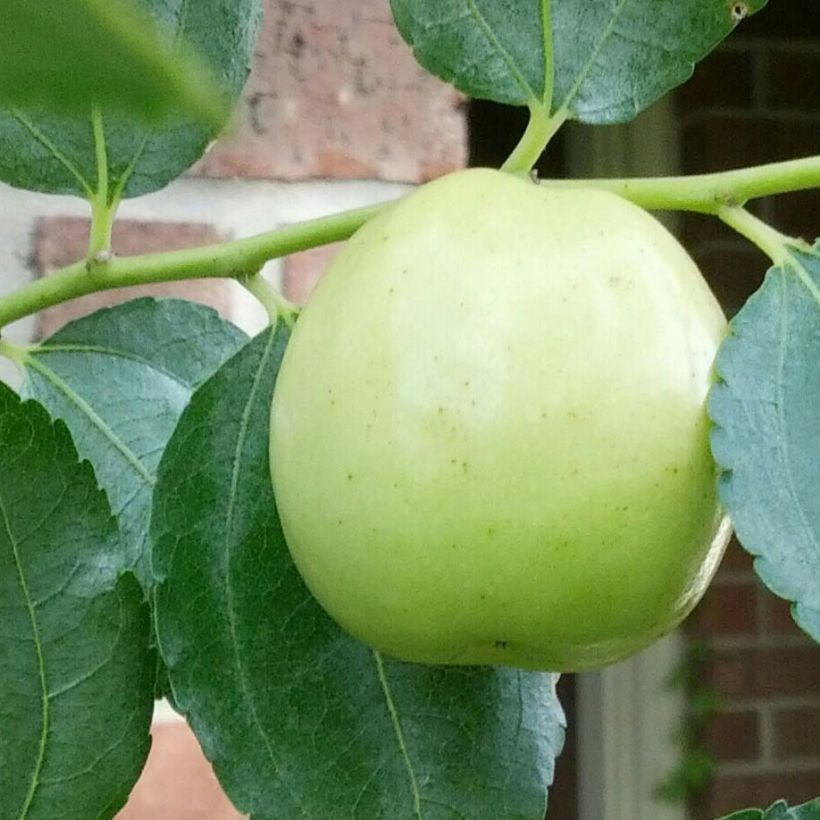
[33,217,234,338]
[282,241,344,305]
[761,592,806,637]
[765,50,820,113]
[714,536,758,577]
[697,769,820,818]
[754,646,820,697]
[118,723,242,819]
[690,582,758,635]
[704,710,761,761]
[677,48,755,112]
[774,707,820,758]
[195,0,466,183]
[707,646,820,698]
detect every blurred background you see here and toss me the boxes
[0,1,817,817]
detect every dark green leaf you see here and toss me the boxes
[21,298,248,590]
[0,0,262,199]
[551,0,768,122]
[709,243,820,642]
[0,382,154,820]
[0,0,230,127]
[390,0,552,107]
[390,0,768,123]
[153,329,565,819]
[718,797,820,820]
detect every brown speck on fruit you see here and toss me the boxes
[730,2,748,22]
[462,461,469,473]
[494,640,508,649]
[347,473,354,481]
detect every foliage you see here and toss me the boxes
[718,797,820,820]
[710,243,820,641]
[0,0,232,127]
[655,643,721,804]
[0,0,816,818]
[0,0,263,200]
[0,384,154,818]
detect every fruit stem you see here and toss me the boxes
[241,273,299,329]
[0,202,383,332]
[718,205,809,266]
[501,104,568,174]
[542,155,820,213]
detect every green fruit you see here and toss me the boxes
[270,168,730,672]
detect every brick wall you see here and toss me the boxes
[680,2,820,814]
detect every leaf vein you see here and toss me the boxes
[0,493,49,818]
[10,109,94,198]
[222,330,309,816]
[464,0,537,102]
[25,356,155,487]
[557,0,632,114]
[373,651,423,818]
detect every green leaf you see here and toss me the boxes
[0,382,154,820]
[0,0,262,200]
[718,797,820,820]
[709,243,820,642]
[551,0,768,122]
[390,0,768,123]
[390,0,553,107]
[21,298,248,590]
[0,0,231,128]
[153,329,565,819]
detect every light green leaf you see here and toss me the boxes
[0,382,154,820]
[718,797,820,820]
[0,0,262,200]
[153,329,566,818]
[21,298,248,590]
[390,0,768,123]
[0,0,230,127]
[709,242,820,642]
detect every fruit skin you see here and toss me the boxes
[270,168,730,672]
